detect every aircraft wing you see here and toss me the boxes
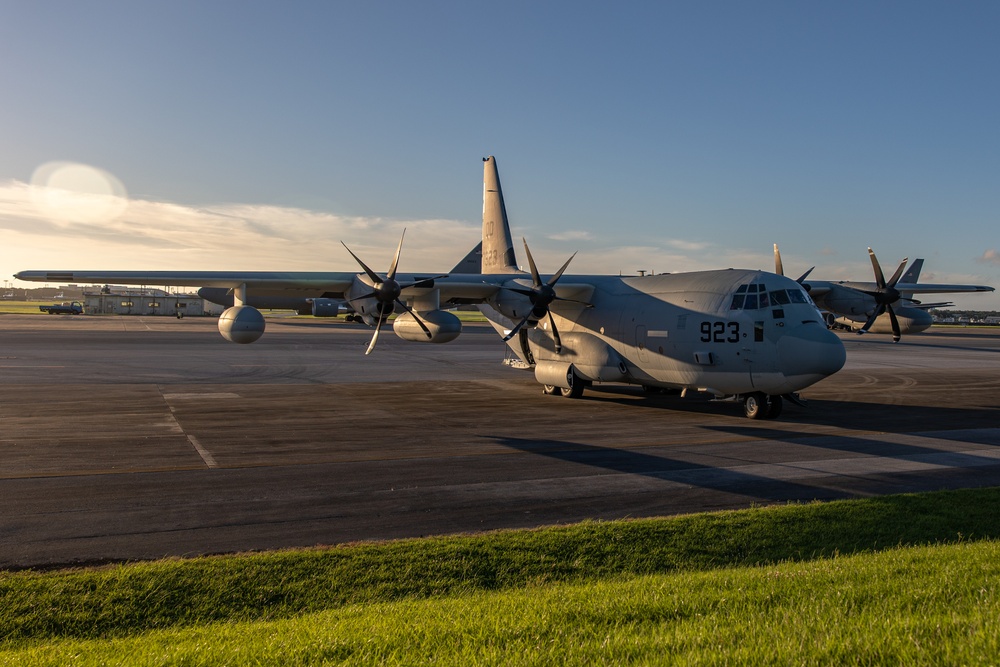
[12,269,505,303]
[13,270,354,292]
[832,280,995,295]
[800,280,832,298]
[802,279,994,297]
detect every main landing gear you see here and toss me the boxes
[541,369,586,398]
[742,392,783,420]
[541,379,787,420]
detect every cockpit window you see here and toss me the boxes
[786,288,810,304]
[730,283,813,310]
[730,283,767,310]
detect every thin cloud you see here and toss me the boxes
[664,238,711,252]
[2,180,480,274]
[547,230,594,242]
[976,249,1000,266]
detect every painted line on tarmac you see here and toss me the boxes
[185,434,219,469]
[157,387,221,469]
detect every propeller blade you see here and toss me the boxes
[396,275,449,291]
[503,286,537,298]
[501,239,582,346]
[547,252,577,287]
[342,242,383,285]
[547,310,562,353]
[502,314,532,342]
[773,244,813,284]
[345,290,380,303]
[395,299,432,339]
[501,284,591,307]
[887,304,901,343]
[344,231,422,354]
[868,247,887,290]
[885,258,909,289]
[365,317,384,355]
[857,304,886,335]
[521,238,542,287]
[387,229,405,280]
[795,267,815,283]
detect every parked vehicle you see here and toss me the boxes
[39,301,83,315]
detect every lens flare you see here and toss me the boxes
[29,161,128,224]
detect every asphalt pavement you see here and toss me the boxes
[2,314,999,569]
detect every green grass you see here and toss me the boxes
[5,542,999,665]
[0,301,48,314]
[3,487,1000,664]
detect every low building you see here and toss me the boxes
[84,291,208,316]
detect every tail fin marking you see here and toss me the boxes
[482,156,518,274]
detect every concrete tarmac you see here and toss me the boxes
[2,314,999,569]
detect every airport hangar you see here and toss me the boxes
[83,290,215,317]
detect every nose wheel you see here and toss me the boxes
[743,392,783,420]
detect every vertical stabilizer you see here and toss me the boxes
[482,156,519,273]
[900,258,924,284]
[899,257,924,301]
[449,242,482,274]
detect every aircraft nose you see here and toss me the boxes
[778,322,846,378]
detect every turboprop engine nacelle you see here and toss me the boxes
[532,331,629,383]
[310,298,342,318]
[218,305,265,344]
[835,306,932,334]
[822,284,874,317]
[489,281,535,322]
[392,309,462,343]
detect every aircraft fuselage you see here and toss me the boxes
[488,268,845,398]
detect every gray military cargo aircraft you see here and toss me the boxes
[774,245,995,341]
[15,157,846,419]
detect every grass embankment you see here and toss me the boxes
[3,487,1000,664]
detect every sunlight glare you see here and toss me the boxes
[29,161,129,224]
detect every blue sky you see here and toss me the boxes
[2,1,998,308]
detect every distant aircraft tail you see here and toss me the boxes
[900,258,924,284]
[449,242,482,274]
[481,156,519,274]
[899,258,924,302]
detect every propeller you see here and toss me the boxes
[341,230,445,355]
[857,247,908,342]
[500,239,584,354]
[773,244,814,284]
